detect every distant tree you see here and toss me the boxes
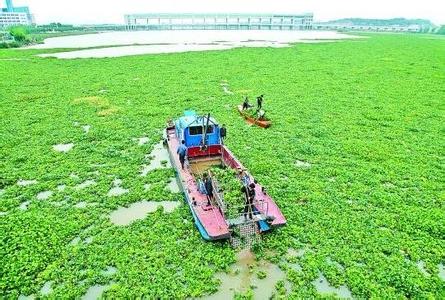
[9,26,29,42]
[437,25,445,35]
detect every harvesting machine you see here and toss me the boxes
[164,111,285,246]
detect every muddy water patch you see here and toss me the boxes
[19,201,31,210]
[207,249,289,299]
[57,184,66,191]
[70,237,81,246]
[37,191,53,200]
[74,202,88,208]
[295,160,311,168]
[40,281,53,296]
[101,266,117,276]
[438,263,445,280]
[82,125,91,133]
[133,136,149,146]
[417,260,430,277]
[82,282,114,300]
[108,186,128,197]
[110,200,180,226]
[18,294,35,300]
[288,262,303,272]
[220,82,234,95]
[75,180,96,190]
[141,141,171,176]
[53,143,74,153]
[166,178,181,193]
[107,178,128,197]
[17,179,38,186]
[312,272,352,298]
[287,248,306,258]
[327,257,345,271]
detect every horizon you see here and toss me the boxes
[4,0,445,26]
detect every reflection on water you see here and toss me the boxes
[110,200,180,226]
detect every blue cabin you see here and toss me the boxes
[174,111,221,149]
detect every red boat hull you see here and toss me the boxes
[237,105,271,128]
[165,125,285,241]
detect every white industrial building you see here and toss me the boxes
[0,0,34,27]
[125,13,313,30]
[313,23,422,32]
[0,12,32,27]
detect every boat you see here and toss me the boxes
[164,110,285,243]
[237,105,271,128]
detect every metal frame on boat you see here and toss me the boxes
[164,110,285,243]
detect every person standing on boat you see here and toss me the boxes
[242,183,256,220]
[198,176,207,194]
[203,173,214,206]
[220,124,227,145]
[238,169,251,186]
[242,97,250,110]
[256,109,266,121]
[177,140,187,169]
[257,95,264,110]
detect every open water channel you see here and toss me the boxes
[27,30,361,58]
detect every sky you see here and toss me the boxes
[8,0,445,25]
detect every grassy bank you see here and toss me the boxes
[1,34,444,298]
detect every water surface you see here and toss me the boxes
[31,30,361,58]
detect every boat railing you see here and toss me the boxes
[226,199,269,226]
[208,171,227,214]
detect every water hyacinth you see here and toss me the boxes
[1,33,444,298]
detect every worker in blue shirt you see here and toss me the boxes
[177,140,187,169]
[238,169,251,186]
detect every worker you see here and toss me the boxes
[242,96,250,110]
[248,183,256,202]
[177,140,187,169]
[241,183,256,220]
[257,109,266,120]
[257,95,264,110]
[203,173,214,206]
[238,169,251,186]
[220,124,227,144]
[198,176,207,194]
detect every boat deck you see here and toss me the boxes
[165,124,285,240]
[166,127,230,240]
